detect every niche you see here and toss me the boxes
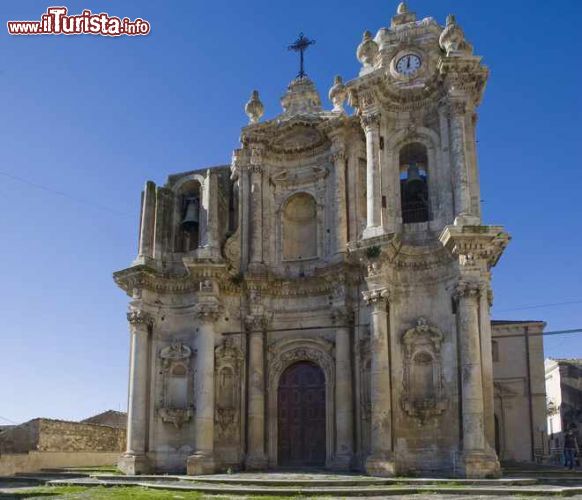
[282,192,317,261]
[158,342,194,428]
[214,338,243,442]
[401,317,447,423]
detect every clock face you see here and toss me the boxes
[395,54,422,76]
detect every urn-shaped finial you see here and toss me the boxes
[245,90,264,124]
[397,2,408,14]
[356,31,379,68]
[439,14,472,56]
[328,75,347,113]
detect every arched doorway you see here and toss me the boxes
[277,361,326,466]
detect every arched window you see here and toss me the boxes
[282,193,317,260]
[176,180,201,252]
[399,142,429,223]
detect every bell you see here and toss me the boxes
[181,196,199,230]
[405,163,424,194]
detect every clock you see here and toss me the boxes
[395,54,422,76]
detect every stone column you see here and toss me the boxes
[245,315,268,469]
[332,308,353,469]
[455,279,499,478]
[137,181,156,262]
[448,99,475,223]
[478,284,496,453]
[119,308,153,475]
[247,146,264,271]
[362,288,394,476]
[331,148,348,257]
[361,113,383,238]
[187,300,220,475]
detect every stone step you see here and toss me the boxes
[89,473,537,487]
[47,477,582,497]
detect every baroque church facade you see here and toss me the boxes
[114,4,534,478]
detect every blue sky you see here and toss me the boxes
[0,0,580,424]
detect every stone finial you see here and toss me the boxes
[439,14,473,56]
[328,75,347,113]
[391,2,416,26]
[245,90,264,124]
[356,31,379,68]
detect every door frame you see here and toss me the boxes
[266,337,335,468]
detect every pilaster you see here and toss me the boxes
[187,297,221,475]
[362,287,394,476]
[119,307,153,475]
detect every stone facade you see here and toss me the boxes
[491,321,546,462]
[114,4,538,477]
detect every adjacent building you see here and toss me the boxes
[546,358,582,451]
[114,3,545,477]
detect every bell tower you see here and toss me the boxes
[347,3,510,478]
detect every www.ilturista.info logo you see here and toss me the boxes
[7,7,151,36]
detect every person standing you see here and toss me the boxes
[564,429,580,470]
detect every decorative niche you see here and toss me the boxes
[214,338,243,442]
[158,342,195,428]
[401,317,447,423]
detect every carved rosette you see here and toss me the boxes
[362,287,390,307]
[400,317,448,423]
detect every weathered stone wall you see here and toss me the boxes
[37,419,125,452]
[0,451,120,476]
[0,418,125,455]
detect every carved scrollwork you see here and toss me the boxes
[401,318,448,424]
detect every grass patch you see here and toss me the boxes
[2,485,310,499]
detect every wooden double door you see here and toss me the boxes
[277,361,326,466]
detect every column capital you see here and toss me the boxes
[127,309,153,328]
[249,164,263,175]
[193,301,222,322]
[360,112,380,131]
[454,279,484,300]
[245,312,271,332]
[330,148,346,164]
[331,307,354,326]
[363,287,390,306]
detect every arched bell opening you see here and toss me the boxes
[399,142,429,223]
[176,180,201,252]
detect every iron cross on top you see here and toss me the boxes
[288,33,315,79]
